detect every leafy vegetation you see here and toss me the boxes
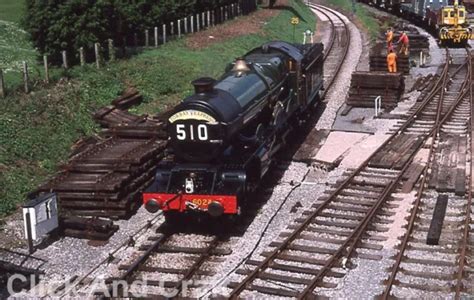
[0,0,40,92]
[0,0,24,23]
[0,0,316,216]
[22,0,257,64]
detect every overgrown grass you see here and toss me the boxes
[0,0,316,216]
[325,0,380,39]
[0,0,43,93]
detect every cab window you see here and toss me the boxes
[444,11,449,18]
[459,11,464,18]
[450,11,455,17]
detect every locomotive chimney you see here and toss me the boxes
[192,77,216,94]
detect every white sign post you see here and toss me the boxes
[22,193,59,254]
[374,96,382,117]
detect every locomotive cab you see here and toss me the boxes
[436,0,473,45]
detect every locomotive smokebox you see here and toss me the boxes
[192,77,216,94]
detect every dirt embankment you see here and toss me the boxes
[186,0,288,49]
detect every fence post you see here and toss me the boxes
[184,17,188,34]
[0,69,5,98]
[154,27,159,47]
[201,12,205,27]
[191,16,194,33]
[62,51,68,69]
[197,14,200,32]
[162,24,167,44]
[145,29,149,47]
[207,11,211,28]
[94,43,101,69]
[43,55,49,83]
[79,47,85,66]
[178,19,181,38]
[23,61,29,94]
[170,22,174,36]
[108,39,115,61]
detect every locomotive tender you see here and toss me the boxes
[143,41,324,221]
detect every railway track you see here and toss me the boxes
[381,49,473,298]
[225,49,473,298]
[106,232,230,297]
[309,4,350,98]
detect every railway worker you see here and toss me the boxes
[387,49,397,73]
[386,27,394,49]
[397,31,409,56]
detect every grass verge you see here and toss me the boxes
[324,0,380,39]
[0,0,316,216]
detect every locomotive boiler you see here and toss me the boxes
[143,41,324,222]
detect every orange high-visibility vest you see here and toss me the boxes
[387,52,397,65]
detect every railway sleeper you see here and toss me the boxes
[405,244,460,254]
[226,283,299,298]
[302,210,393,224]
[143,279,203,288]
[332,190,381,199]
[303,218,390,233]
[272,239,383,253]
[400,268,457,280]
[408,236,461,246]
[398,257,455,267]
[286,224,387,241]
[394,280,453,293]
[234,269,337,288]
[261,251,328,266]
[319,195,378,206]
[356,171,399,179]
[318,203,394,216]
[244,260,345,278]
[337,183,385,193]
[138,245,230,255]
[279,231,384,251]
[118,265,213,276]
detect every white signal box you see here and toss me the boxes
[23,193,58,242]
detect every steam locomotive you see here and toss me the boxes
[143,41,324,222]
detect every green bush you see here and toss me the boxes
[22,0,257,65]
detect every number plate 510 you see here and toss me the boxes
[176,123,209,141]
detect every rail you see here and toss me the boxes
[308,4,351,98]
[380,48,471,299]
[228,49,464,299]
